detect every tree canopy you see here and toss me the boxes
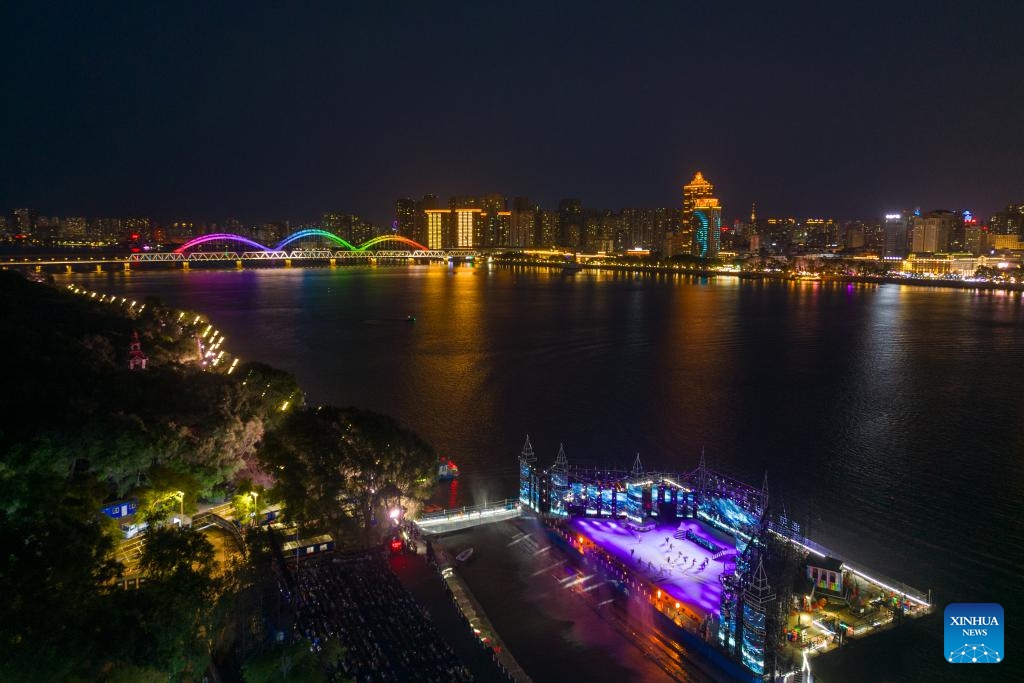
[260,406,436,544]
[0,271,441,679]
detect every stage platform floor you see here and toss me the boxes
[569,517,738,620]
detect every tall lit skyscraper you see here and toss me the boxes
[480,193,510,247]
[322,213,376,246]
[990,203,1024,235]
[423,208,448,249]
[558,199,583,249]
[683,171,722,258]
[682,172,713,252]
[538,209,559,247]
[455,208,482,247]
[909,210,954,253]
[683,172,713,218]
[964,215,983,255]
[395,198,415,237]
[13,208,36,238]
[448,197,484,248]
[414,194,439,246]
[510,197,536,248]
[883,213,909,258]
[692,197,722,257]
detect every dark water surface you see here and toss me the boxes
[70,264,1024,679]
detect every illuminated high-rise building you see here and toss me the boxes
[883,212,909,258]
[804,218,839,247]
[620,208,673,251]
[964,217,983,255]
[693,198,722,257]
[909,210,955,253]
[455,208,483,247]
[395,198,415,237]
[557,199,584,250]
[510,197,536,248]
[63,217,87,240]
[682,172,714,252]
[592,210,618,253]
[990,203,1024,235]
[13,208,37,237]
[423,208,448,249]
[538,209,559,247]
[447,197,484,248]
[323,213,377,246]
[413,194,439,246]
[480,193,510,247]
[683,172,713,217]
[686,176,722,258]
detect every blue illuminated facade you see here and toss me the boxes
[519,436,538,509]
[741,558,775,677]
[693,206,721,258]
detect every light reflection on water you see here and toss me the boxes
[68,265,1024,621]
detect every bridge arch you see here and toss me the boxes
[274,229,357,251]
[174,233,269,254]
[356,235,429,251]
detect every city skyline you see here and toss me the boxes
[2,3,1023,225]
[3,188,1017,231]
[3,4,1023,681]
[7,189,1024,262]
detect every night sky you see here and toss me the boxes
[2,2,1023,225]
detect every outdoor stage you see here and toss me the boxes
[569,517,737,620]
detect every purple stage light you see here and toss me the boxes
[570,518,735,619]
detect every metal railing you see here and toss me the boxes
[192,511,246,554]
[417,498,520,522]
[127,249,480,263]
[768,520,931,606]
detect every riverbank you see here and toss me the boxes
[497,257,1024,292]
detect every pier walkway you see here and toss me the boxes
[413,499,521,535]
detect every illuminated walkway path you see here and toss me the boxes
[414,499,521,536]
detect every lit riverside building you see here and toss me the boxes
[423,209,448,249]
[883,213,910,258]
[683,172,723,257]
[414,194,511,248]
[692,197,722,257]
[395,198,415,237]
[909,210,955,253]
[682,172,713,254]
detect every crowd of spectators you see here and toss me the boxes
[278,549,473,682]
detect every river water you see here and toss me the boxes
[68,264,1024,676]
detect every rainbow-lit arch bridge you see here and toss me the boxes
[128,230,479,263]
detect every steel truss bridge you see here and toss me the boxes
[128,248,478,263]
[4,231,485,269]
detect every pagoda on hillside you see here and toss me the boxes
[128,330,148,370]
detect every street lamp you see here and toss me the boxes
[174,491,184,519]
[249,491,259,523]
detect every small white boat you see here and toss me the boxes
[456,548,474,563]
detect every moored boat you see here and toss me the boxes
[438,457,460,481]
